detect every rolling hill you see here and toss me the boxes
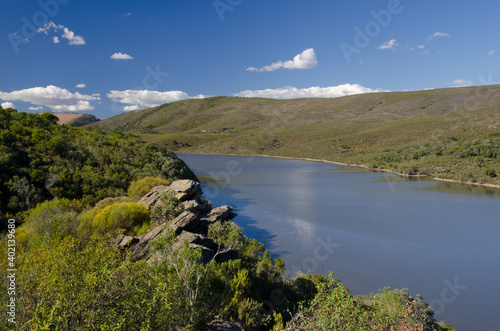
[90,85,500,187]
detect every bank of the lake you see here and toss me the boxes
[179,153,500,331]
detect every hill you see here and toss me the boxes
[90,85,500,186]
[0,107,196,228]
[42,112,100,126]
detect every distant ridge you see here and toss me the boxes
[44,112,100,126]
[91,84,500,186]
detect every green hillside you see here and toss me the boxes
[0,107,196,228]
[91,85,500,187]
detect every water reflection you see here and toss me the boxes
[179,154,500,330]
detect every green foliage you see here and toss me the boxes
[298,274,454,331]
[0,107,196,230]
[157,189,184,221]
[80,202,151,236]
[127,176,170,200]
[18,198,79,247]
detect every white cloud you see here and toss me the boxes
[446,79,473,86]
[418,45,425,49]
[107,90,206,108]
[488,49,496,56]
[76,83,86,88]
[123,105,141,112]
[427,32,450,41]
[234,84,388,99]
[0,85,100,112]
[378,39,399,50]
[29,106,44,111]
[111,52,134,60]
[247,48,318,72]
[1,102,15,109]
[37,21,85,45]
[62,27,85,45]
[121,13,132,16]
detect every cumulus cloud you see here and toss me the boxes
[76,83,86,88]
[29,106,44,111]
[378,39,399,50]
[111,52,134,60]
[107,90,206,110]
[234,84,388,99]
[0,85,100,112]
[1,102,15,109]
[123,105,141,112]
[445,79,473,87]
[427,32,450,41]
[37,21,86,45]
[247,48,318,72]
[488,49,496,56]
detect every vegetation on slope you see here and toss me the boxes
[0,106,196,230]
[1,180,454,331]
[91,85,500,186]
[0,107,455,330]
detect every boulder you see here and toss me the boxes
[193,206,234,234]
[118,235,139,248]
[129,223,168,261]
[201,205,233,223]
[182,197,210,213]
[170,210,201,234]
[207,319,244,331]
[169,179,200,200]
[138,185,170,210]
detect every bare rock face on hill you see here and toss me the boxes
[116,180,236,263]
[43,112,100,126]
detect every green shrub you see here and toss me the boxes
[80,202,151,236]
[127,176,170,200]
[20,198,79,247]
[157,189,184,221]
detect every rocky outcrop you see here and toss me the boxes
[138,185,170,210]
[118,180,236,263]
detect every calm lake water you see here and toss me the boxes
[179,154,500,330]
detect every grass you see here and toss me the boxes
[90,85,500,187]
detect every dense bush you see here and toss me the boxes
[127,176,170,200]
[80,202,151,236]
[0,107,196,230]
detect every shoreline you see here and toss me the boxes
[180,152,500,189]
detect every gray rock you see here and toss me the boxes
[193,206,234,234]
[170,180,200,200]
[118,235,139,248]
[129,223,168,261]
[208,319,244,331]
[201,205,233,223]
[170,210,200,234]
[189,244,215,264]
[138,185,170,210]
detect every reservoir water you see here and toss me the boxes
[179,154,500,330]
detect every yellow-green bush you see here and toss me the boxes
[79,202,151,236]
[128,176,170,200]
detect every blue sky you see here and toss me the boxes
[0,0,498,119]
